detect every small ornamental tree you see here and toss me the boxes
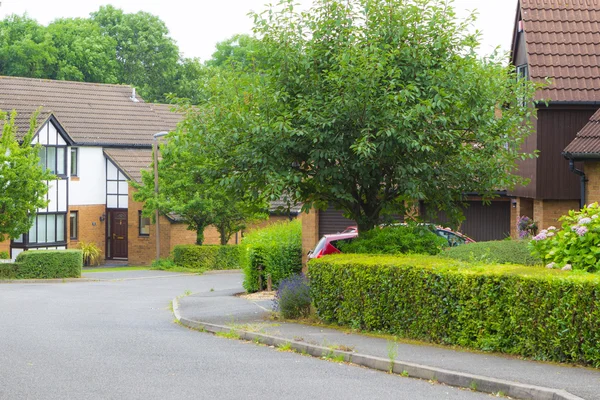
[182,0,539,232]
[0,110,54,242]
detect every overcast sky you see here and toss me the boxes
[0,0,518,62]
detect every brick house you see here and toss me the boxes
[507,0,600,232]
[0,76,295,264]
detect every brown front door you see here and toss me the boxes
[108,209,128,259]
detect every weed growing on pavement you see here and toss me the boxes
[216,329,241,340]
[277,342,292,352]
[387,341,398,373]
[494,391,506,397]
[400,370,409,377]
[469,381,478,391]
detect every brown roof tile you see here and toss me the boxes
[103,148,153,183]
[0,76,182,145]
[520,0,600,102]
[564,108,600,155]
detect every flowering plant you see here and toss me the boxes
[273,274,311,319]
[517,216,538,239]
[529,203,600,272]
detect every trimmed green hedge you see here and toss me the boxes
[0,262,18,279]
[241,220,302,293]
[172,245,240,270]
[309,254,600,367]
[15,250,82,279]
[442,240,541,266]
[338,225,447,255]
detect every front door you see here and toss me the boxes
[108,209,128,259]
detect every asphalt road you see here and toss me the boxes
[0,271,491,400]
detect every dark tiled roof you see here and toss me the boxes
[564,108,600,155]
[269,198,303,215]
[520,0,600,102]
[103,148,153,183]
[0,76,182,145]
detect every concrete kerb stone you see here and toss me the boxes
[172,298,584,400]
[0,278,97,284]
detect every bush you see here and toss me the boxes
[151,257,178,270]
[0,251,9,259]
[442,240,541,265]
[337,225,447,255]
[0,262,18,279]
[241,220,302,293]
[172,245,240,271]
[15,250,82,279]
[273,274,311,319]
[309,254,600,367]
[530,203,600,272]
[77,241,102,266]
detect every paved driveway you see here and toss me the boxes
[0,271,489,400]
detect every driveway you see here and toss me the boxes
[0,271,489,400]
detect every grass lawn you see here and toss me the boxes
[83,266,150,273]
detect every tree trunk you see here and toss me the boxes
[196,229,204,245]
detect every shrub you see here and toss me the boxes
[15,250,82,279]
[517,216,538,239]
[241,220,302,293]
[78,241,102,266]
[0,251,9,259]
[0,262,18,279]
[442,240,541,265]
[309,254,600,367]
[273,274,311,319]
[530,203,600,272]
[172,245,240,270]
[151,257,178,270]
[337,224,447,255]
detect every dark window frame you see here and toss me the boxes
[138,211,150,237]
[70,148,78,177]
[12,212,68,248]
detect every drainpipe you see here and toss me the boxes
[569,159,586,209]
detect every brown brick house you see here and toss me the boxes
[507,0,600,233]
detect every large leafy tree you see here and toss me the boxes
[0,15,56,78]
[186,0,538,232]
[132,106,266,245]
[46,18,119,83]
[91,5,180,102]
[0,110,54,241]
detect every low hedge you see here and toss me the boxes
[338,225,447,255]
[172,245,240,270]
[0,262,18,279]
[309,254,600,367]
[15,250,82,279]
[241,220,302,293]
[442,240,541,265]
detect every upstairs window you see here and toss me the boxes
[70,148,78,177]
[517,64,528,81]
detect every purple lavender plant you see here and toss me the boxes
[273,274,311,319]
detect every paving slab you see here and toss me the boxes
[178,290,600,400]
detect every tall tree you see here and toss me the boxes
[0,15,56,78]
[184,0,539,232]
[91,5,180,102]
[0,110,54,241]
[46,18,119,83]
[206,34,261,69]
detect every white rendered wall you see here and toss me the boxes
[69,147,106,206]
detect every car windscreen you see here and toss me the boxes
[312,237,328,255]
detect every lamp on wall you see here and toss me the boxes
[99,213,106,222]
[511,199,517,208]
[153,131,169,262]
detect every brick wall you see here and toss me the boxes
[533,199,579,230]
[68,204,107,264]
[301,209,318,272]
[585,161,600,204]
[0,237,9,257]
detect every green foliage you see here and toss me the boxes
[241,220,302,293]
[184,0,539,233]
[206,34,262,70]
[309,254,600,367]
[274,274,311,319]
[0,251,9,259]
[443,240,541,266]
[0,262,18,279]
[338,225,447,255]
[0,110,54,241]
[172,245,240,271]
[77,241,102,266]
[151,257,177,270]
[15,250,82,279]
[530,203,600,272]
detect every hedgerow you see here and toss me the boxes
[309,254,600,366]
[15,250,82,279]
[442,240,541,265]
[172,245,240,270]
[240,220,302,292]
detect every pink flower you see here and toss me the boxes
[576,226,588,236]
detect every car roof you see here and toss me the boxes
[322,232,358,240]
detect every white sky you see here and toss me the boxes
[0,0,518,62]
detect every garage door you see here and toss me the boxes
[319,206,356,237]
